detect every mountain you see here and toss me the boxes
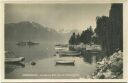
[5,21,66,42]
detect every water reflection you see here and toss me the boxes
[5,62,25,74]
[16,43,39,48]
[5,42,97,79]
[83,51,105,64]
[6,62,25,67]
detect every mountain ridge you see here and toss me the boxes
[5,21,66,42]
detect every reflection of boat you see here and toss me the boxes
[56,60,75,65]
[5,57,25,63]
[16,40,39,46]
[6,62,25,68]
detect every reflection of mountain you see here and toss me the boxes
[5,21,68,42]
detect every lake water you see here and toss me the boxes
[5,41,96,79]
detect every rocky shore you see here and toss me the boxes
[88,50,123,79]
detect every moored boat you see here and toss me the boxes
[55,44,68,47]
[5,57,25,63]
[56,60,75,65]
[59,50,81,56]
[16,42,27,46]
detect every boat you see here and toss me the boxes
[59,50,81,56]
[27,41,39,45]
[60,52,81,56]
[16,42,27,46]
[55,47,69,51]
[55,44,68,47]
[56,60,75,65]
[5,57,25,63]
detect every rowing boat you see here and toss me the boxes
[5,57,25,63]
[56,60,75,65]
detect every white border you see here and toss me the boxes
[2,0,127,4]
[0,0,128,82]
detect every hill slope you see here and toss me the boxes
[5,21,65,42]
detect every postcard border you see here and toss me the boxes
[0,0,128,82]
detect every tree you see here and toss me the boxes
[95,4,123,55]
[69,32,77,45]
[76,33,81,45]
[92,35,100,44]
[95,16,110,52]
[69,26,94,45]
[80,26,94,44]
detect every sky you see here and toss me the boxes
[5,4,111,32]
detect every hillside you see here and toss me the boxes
[5,21,67,42]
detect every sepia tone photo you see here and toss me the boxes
[4,3,123,79]
[2,82,127,83]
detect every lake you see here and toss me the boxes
[5,41,96,79]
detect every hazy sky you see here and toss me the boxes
[5,4,111,32]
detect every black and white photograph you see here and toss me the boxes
[2,82,127,83]
[4,3,123,79]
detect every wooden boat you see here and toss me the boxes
[60,52,81,56]
[59,51,81,56]
[55,44,68,47]
[56,60,75,65]
[5,57,25,63]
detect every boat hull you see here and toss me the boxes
[5,57,25,63]
[55,60,75,66]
